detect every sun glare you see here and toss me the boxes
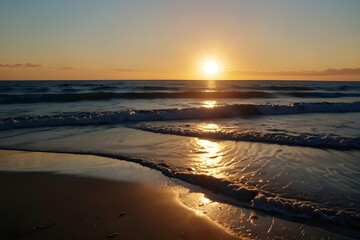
[203,100,217,108]
[203,60,220,76]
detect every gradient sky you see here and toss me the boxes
[0,0,360,80]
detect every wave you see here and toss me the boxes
[281,91,360,98]
[233,85,317,91]
[1,90,359,104]
[0,87,16,92]
[61,88,82,93]
[235,85,360,92]
[4,148,358,230]
[91,86,119,91]
[135,126,360,150]
[64,151,360,230]
[0,91,271,103]
[133,86,180,91]
[1,101,359,130]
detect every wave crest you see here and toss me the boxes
[1,102,359,131]
[136,125,360,150]
[1,91,360,104]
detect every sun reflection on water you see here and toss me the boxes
[193,138,226,177]
[197,139,221,162]
[197,123,220,132]
[205,80,217,91]
[203,100,217,108]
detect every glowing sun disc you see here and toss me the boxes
[203,60,219,76]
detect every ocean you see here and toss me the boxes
[0,80,359,238]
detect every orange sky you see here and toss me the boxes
[0,1,359,80]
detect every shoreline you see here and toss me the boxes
[0,149,356,240]
[0,150,241,240]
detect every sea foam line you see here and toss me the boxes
[135,125,360,150]
[1,102,359,131]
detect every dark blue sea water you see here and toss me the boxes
[0,80,359,238]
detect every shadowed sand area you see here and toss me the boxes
[0,150,241,240]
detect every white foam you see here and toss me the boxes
[252,193,360,228]
[1,102,359,133]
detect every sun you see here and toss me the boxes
[203,60,220,76]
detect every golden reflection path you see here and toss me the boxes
[191,123,227,178]
[205,80,217,91]
[193,138,227,178]
[197,123,219,131]
[203,100,217,108]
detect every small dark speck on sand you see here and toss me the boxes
[107,232,119,238]
[118,211,127,218]
[32,223,56,231]
[22,223,56,236]
[178,232,185,240]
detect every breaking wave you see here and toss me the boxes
[1,102,359,149]
[1,91,360,104]
[135,125,360,150]
[1,102,359,128]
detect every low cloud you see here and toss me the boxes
[0,63,75,71]
[235,68,360,77]
[318,68,360,76]
[0,63,43,68]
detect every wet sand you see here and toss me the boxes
[0,150,241,240]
